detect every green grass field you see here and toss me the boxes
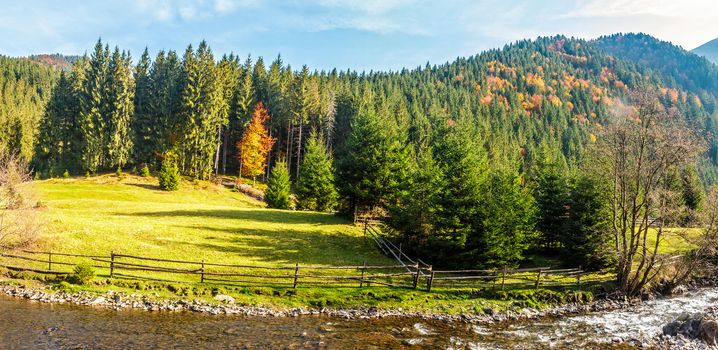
[32,174,392,268]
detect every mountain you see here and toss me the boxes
[28,54,80,71]
[693,38,718,65]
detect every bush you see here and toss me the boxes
[158,155,180,191]
[265,161,292,209]
[62,169,69,178]
[68,263,95,285]
[115,166,122,177]
[139,164,151,177]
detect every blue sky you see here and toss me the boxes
[2,0,717,71]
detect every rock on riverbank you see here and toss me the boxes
[0,284,637,323]
[659,307,718,349]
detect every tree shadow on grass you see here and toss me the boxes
[154,225,382,266]
[125,183,162,191]
[122,209,348,226]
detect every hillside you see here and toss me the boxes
[0,55,58,159]
[28,54,80,71]
[693,38,718,65]
[11,32,718,270]
[31,174,390,267]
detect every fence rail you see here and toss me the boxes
[0,218,614,292]
[0,248,612,292]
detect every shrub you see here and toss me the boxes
[115,166,122,177]
[62,169,69,178]
[139,164,151,177]
[158,155,180,191]
[68,263,95,285]
[265,161,292,209]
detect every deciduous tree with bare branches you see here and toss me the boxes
[0,154,41,250]
[590,89,705,295]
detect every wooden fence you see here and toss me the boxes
[0,249,611,291]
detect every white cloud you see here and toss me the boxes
[564,0,717,19]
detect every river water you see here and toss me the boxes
[1,289,717,349]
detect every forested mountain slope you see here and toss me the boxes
[693,38,718,65]
[0,56,58,159]
[7,33,718,269]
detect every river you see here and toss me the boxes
[1,288,717,349]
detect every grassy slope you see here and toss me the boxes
[34,174,391,267]
[0,174,606,313]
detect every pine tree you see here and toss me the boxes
[265,160,292,209]
[388,145,444,241]
[474,168,537,267]
[158,153,180,191]
[177,42,221,179]
[80,39,109,173]
[533,146,570,249]
[296,132,337,211]
[106,48,134,169]
[432,118,487,248]
[133,48,153,166]
[335,105,410,216]
[238,102,275,182]
[562,174,612,270]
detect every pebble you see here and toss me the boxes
[0,284,638,324]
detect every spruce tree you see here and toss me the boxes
[133,48,153,166]
[106,48,134,170]
[474,168,537,268]
[432,118,487,248]
[158,153,180,191]
[80,39,109,173]
[562,174,612,270]
[296,132,337,211]
[265,161,292,209]
[533,147,570,249]
[335,106,409,216]
[177,42,221,179]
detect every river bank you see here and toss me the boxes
[4,284,718,349]
[0,281,637,323]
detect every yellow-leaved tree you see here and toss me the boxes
[237,102,275,183]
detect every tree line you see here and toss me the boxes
[25,35,718,274]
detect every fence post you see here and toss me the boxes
[501,266,506,291]
[201,259,205,283]
[360,261,366,287]
[48,252,52,271]
[412,263,420,289]
[363,218,368,238]
[399,244,402,262]
[427,265,434,292]
[577,266,582,288]
[535,269,542,289]
[110,251,115,278]
[293,263,300,289]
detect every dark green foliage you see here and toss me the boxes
[682,166,704,211]
[22,34,718,270]
[265,161,292,209]
[561,174,613,270]
[432,118,486,249]
[532,147,570,249]
[296,132,337,211]
[158,154,180,191]
[473,169,537,267]
[336,106,410,215]
[388,146,444,243]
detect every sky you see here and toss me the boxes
[2,0,717,71]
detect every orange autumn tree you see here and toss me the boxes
[237,102,275,183]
